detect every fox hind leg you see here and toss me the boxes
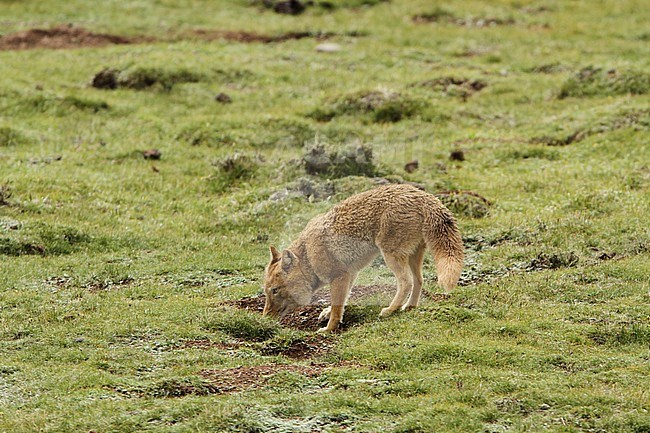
[380,253,413,317]
[402,243,425,310]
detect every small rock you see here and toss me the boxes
[404,159,419,173]
[215,93,232,103]
[142,149,161,160]
[0,218,21,230]
[539,403,551,411]
[450,149,465,161]
[316,43,342,53]
[273,0,306,15]
[91,68,119,89]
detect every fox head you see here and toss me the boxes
[263,245,313,318]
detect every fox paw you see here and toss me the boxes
[317,326,335,333]
[318,306,332,322]
[380,307,396,317]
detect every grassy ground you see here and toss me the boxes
[1,0,649,432]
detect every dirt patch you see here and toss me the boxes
[413,10,515,27]
[180,335,333,360]
[415,77,487,100]
[227,294,266,312]
[200,364,327,394]
[527,63,569,74]
[91,67,204,91]
[187,29,333,44]
[0,25,149,50]
[226,284,449,331]
[180,339,244,351]
[261,334,335,359]
[527,252,579,270]
[1,25,360,52]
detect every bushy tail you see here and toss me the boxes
[423,207,464,292]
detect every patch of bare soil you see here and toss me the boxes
[452,137,527,146]
[200,363,327,394]
[416,77,487,100]
[180,339,244,351]
[262,334,335,359]
[187,29,333,44]
[413,13,515,27]
[226,294,266,312]
[227,284,449,332]
[0,25,343,51]
[0,25,149,50]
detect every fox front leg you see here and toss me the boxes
[317,273,353,333]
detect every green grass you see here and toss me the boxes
[1,0,649,432]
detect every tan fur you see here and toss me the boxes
[263,184,464,332]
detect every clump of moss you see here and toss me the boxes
[178,123,244,147]
[0,127,31,146]
[0,223,94,256]
[209,153,260,191]
[0,184,12,206]
[558,67,650,99]
[415,76,487,99]
[12,95,109,115]
[92,67,204,91]
[527,252,579,270]
[310,89,427,123]
[435,191,491,218]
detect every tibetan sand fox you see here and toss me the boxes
[263,184,464,332]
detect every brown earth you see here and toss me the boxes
[0,25,337,51]
[226,284,451,332]
[180,339,244,351]
[262,334,335,359]
[187,29,334,43]
[413,14,515,27]
[0,25,149,50]
[200,363,330,394]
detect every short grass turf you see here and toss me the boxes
[1,0,649,432]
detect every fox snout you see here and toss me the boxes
[263,295,299,319]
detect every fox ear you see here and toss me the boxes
[269,245,281,263]
[282,249,298,272]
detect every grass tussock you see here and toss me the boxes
[303,143,377,178]
[435,191,491,218]
[309,89,428,123]
[559,66,650,98]
[0,223,125,256]
[204,309,280,342]
[209,153,261,191]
